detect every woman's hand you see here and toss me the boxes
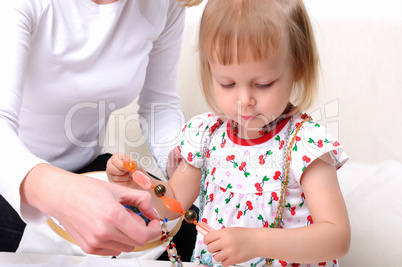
[20,163,161,256]
[204,227,257,267]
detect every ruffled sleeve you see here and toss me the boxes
[177,113,219,169]
[290,119,349,184]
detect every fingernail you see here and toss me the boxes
[153,208,161,219]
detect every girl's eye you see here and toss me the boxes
[256,81,274,89]
[220,83,235,89]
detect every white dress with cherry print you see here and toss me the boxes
[178,112,348,267]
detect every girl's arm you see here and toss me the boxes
[107,152,202,220]
[204,153,350,266]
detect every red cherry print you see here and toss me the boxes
[333,141,340,147]
[271,192,279,201]
[221,140,226,148]
[230,155,235,160]
[295,136,301,142]
[206,150,211,158]
[187,152,193,162]
[291,207,296,216]
[273,171,281,180]
[226,156,230,161]
[279,140,284,150]
[318,262,326,266]
[317,140,324,148]
[254,183,261,190]
[264,221,269,228]
[211,167,216,176]
[202,218,208,223]
[239,162,246,171]
[246,201,253,211]
[259,155,265,165]
[302,155,311,163]
[279,260,288,266]
[177,145,181,153]
[220,187,226,192]
[237,211,243,219]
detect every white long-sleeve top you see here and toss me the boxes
[0,0,185,224]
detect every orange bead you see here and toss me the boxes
[163,197,184,213]
[123,161,136,172]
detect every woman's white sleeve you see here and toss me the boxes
[0,2,49,224]
[137,0,186,178]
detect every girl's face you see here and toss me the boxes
[210,44,297,139]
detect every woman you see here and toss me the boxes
[0,0,201,259]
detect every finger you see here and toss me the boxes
[111,154,130,174]
[82,240,136,255]
[79,239,134,256]
[203,230,219,246]
[172,147,183,163]
[122,190,159,221]
[116,191,161,244]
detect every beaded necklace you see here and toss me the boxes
[124,112,311,267]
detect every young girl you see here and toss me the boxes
[107,0,350,266]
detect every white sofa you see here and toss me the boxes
[106,0,402,266]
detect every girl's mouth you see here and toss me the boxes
[241,114,259,121]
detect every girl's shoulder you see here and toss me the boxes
[288,113,349,183]
[180,112,223,135]
[177,112,224,168]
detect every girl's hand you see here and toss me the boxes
[107,152,139,188]
[166,146,183,179]
[20,164,161,256]
[204,227,256,267]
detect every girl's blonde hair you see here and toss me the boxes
[198,0,319,115]
[178,0,204,7]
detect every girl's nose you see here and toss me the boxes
[238,87,256,107]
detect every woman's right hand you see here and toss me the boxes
[20,163,161,256]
